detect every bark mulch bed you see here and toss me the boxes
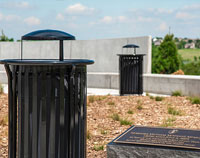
[0,94,200,157]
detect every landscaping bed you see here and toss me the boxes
[0,93,200,157]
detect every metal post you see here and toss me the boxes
[59,40,64,61]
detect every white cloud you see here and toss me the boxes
[156,8,174,14]
[158,22,168,31]
[100,16,113,24]
[183,4,200,11]
[5,15,21,21]
[0,1,31,9]
[0,13,21,22]
[118,16,128,22]
[0,13,3,21]
[138,16,152,22]
[24,16,41,26]
[56,13,65,21]
[176,12,195,20]
[65,3,95,15]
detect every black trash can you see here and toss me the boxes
[118,44,145,96]
[0,30,94,158]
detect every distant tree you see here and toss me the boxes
[152,34,181,74]
[0,30,14,42]
[177,40,186,49]
[174,37,179,42]
[195,39,200,49]
[188,39,193,43]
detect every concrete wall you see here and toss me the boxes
[0,36,152,73]
[1,71,200,96]
[87,73,200,96]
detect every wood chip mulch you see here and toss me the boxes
[0,94,200,158]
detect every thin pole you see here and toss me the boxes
[59,40,64,61]
[21,40,23,60]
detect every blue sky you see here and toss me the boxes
[0,0,200,40]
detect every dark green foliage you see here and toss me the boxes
[172,91,182,96]
[0,30,14,42]
[152,34,180,74]
[196,39,200,49]
[182,61,200,75]
[189,97,200,104]
[177,40,186,49]
[155,96,164,101]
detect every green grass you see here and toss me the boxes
[107,101,115,106]
[161,117,176,127]
[94,145,104,151]
[127,109,133,114]
[88,95,107,103]
[111,113,120,121]
[189,97,200,104]
[150,96,154,100]
[100,130,107,135]
[168,107,182,116]
[178,49,200,61]
[87,130,92,140]
[0,84,3,94]
[136,105,143,110]
[155,96,164,101]
[172,91,182,97]
[120,119,132,125]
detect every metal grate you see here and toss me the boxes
[119,55,143,95]
[6,65,87,158]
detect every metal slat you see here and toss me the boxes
[46,68,51,157]
[39,67,47,158]
[59,68,65,157]
[24,67,30,158]
[49,68,56,158]
[32,67,38,158]
[69,65,76,158]
[4,65,15,158]
[74,71,80,158]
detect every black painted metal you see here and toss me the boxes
[1,30,94,158]
[5,64,89,158]
[118,54,144,96]
[22,29,75,40]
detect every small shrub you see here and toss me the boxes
[107,101,115,106]
[0,84,3,94]
[155,96,164,101]
[161,117,176,127]
[111,113,120,121]
[94,145,104,151]
[87,130,92,140]
[190,97,200,104]
[168,107,182,116]
[120,119,132,125]
[146,92,149,96]
[0,115,8,126]
[97,96,107,101]
[172,91,182,97]
[136,105,143,110]
[88,96,95,103]
[127,109,133,114]
[150,96,154,100]
[101,130,107,135]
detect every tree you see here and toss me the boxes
[0,30,14,41]
[152,34,181,74]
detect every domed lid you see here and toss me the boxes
[22,29,75,40]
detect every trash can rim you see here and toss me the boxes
[117,54,146,56]
[0,59,94,65]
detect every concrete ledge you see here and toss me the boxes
[107,142,200,158]
[88,73,200,96]
[1,71,200,96]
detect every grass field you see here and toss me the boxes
[178,49,200,61]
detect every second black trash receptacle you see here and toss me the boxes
[0,30,94,158]
[118,44,145,96]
